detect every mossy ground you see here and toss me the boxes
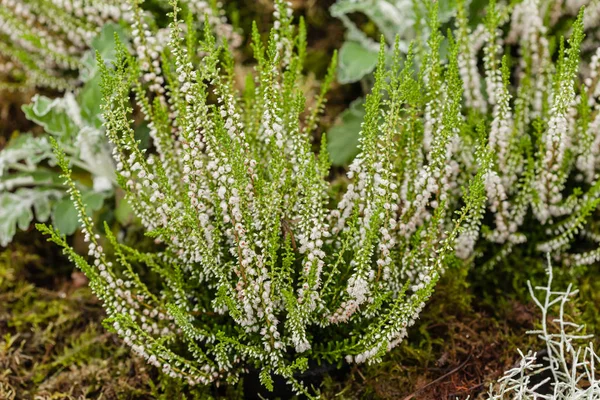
[4,230,596,399]
[1,2,599,399]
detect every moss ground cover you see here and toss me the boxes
[4,235,591,399]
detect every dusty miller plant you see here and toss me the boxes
[330,0,460,84]
[39,0,488,395]
[0,24,125,246]
[487,255,600,399]
[0,91,115,246]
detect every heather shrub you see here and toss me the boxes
[455,2,600,268]
[33,0,600,395]
[39,0,489,395]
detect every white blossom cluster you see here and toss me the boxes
[452,4,600,266]
[508,0,551,119]
[455,0,486,113]
[0,0,239,92]
[0,0,126,91]
[42,1,489,396]
[186,0,242,48]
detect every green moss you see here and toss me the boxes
[0,244,245,399]
[0,238,567,399]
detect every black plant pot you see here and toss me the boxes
[243,360,348,399]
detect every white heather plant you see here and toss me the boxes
[0,0,125,91]
[487,255,600,399]
[330,1,600,268]
[0,0,239,91]
[39,1,489,396]
[449,2,600,267]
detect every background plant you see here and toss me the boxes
[0,24,124,247]
[327,0,463,165]
[0,0,241,247]
[330,0,463,85]
[0,0,239,92]
[327,0,488,166]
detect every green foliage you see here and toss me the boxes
[330,0,459,84]
[0,186,63,247]
[337,40,379,85]
[326,98,365,166]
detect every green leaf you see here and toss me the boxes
[0,171,54,192]
[79,74,103,128]
[134,123,151,150]
[80,23,128,82]
[51,190,107,236]
[79,23,127,125]
[337,41,379,84]
[259,368,274,392]
[115,196,134,225]
[51,197,79,236]
[83,191,107,213]
[32,191,54,222]
[327,98,365,165]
